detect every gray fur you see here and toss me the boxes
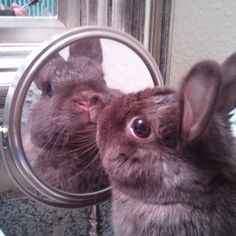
[97,56,236,235]
[25,39,122,193]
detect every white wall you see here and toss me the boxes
[168,0,236,88]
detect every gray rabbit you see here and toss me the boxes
[97,54,236,235]
[25,39,122,193]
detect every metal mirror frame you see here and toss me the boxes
[0,26,163,208]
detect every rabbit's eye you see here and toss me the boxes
[43,82,52,97]
[131,118,151,138]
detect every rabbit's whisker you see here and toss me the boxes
[51,141,98,158]
[72,153,100,177]
[47,124,71,159]
[70,142,98,157]
[65,128,96,135]
[70,136,96,144]
[58,147,98,167]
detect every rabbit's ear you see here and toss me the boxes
[34,53,65,91]
[69,38,103,64]
[217,52,236,114]
[180,61,222,144]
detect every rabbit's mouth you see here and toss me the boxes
[78,107,101,125]
[85,121,97,126]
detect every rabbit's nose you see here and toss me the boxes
[76,101,92,111]
[73,94,101,111]
[75,96,100,111]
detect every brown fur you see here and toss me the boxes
[97,58,236,235]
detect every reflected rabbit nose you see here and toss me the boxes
[77,101,91,110]
[75,95,100,111]
[76,101,94,111]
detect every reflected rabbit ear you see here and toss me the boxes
[180,61,222,144]
[69,38,103,64]
[217,52,236,114]
[34,53,65,91]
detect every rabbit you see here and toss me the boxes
[218,52,236,114]
[25,38,122,193]
[96,57,236,235]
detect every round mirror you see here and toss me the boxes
[1,27,163,208]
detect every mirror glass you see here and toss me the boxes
[0,0,57,16]
[21,37,155,194]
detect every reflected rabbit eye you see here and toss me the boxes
[43,81,52,97]
[131,118,151,138]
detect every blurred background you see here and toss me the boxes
[0,0,57,16]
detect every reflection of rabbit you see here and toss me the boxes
[26,39,122,193]
[97,57,236,235]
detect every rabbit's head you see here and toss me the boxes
[97,59,236,203]
[29,39,121,150]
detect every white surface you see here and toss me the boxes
[169,0,236,88]
[0,74,13,85]
[101,39,154,93]
[168,1,236,136]
[60,39,155,93]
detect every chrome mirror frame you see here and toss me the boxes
[0,26,163,208]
